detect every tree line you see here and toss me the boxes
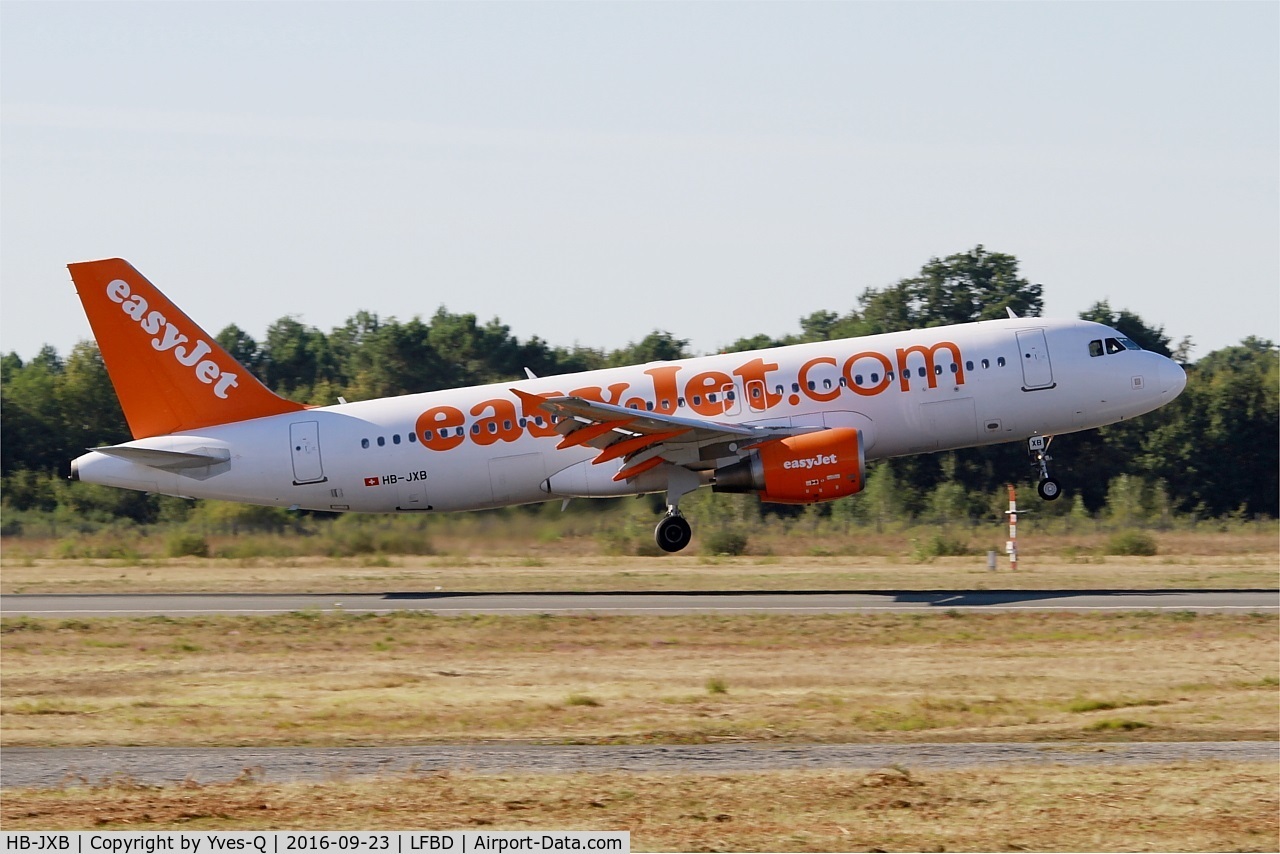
[3,247,1276,521]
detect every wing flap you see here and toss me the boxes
[511,388,824,481]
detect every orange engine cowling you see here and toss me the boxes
[713,428,865,504]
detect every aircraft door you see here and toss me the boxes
[289,421,326,484]
[1016,329,1055,390]
[717,380,742,417]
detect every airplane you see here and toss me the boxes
[66,258,1187,553]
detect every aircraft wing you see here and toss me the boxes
[512,389,820,481]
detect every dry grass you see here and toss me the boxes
[3,762,1276,851]
[3,612,1276,748]
[2,548,1277,595]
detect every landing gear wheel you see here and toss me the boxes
[655,513,692,553]
[1028,436,1062,501]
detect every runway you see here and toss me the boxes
[2,588,1276,618]
[3,741,1276,789]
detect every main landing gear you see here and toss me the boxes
[1028,435,1062,501]
[653,467,701,553]
[655,509,693,553]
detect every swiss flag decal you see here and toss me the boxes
[363,476,380,487]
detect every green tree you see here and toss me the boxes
[607,331,690,367]
[1141,337,1278,517]
[59,342,130,453]
[215,324,263,374]
[904,245,1045,326]
[1,346,66,474]
[260,316,337,401]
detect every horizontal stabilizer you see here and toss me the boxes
[92,445,231,478]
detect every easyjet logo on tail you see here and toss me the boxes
[105,279,239,399]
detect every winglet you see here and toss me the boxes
[511,388,554,418]
[67,258,305,439]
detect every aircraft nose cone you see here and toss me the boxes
[1160,358,1187,399]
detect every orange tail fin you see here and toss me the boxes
[68,258,305,439]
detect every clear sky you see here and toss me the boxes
[2,1,1276,364]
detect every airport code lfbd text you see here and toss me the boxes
[3,835,628,854]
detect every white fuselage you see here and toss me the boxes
[72,318,1186,512]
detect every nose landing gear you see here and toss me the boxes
[1029,435,1061,500]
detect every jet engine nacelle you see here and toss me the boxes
[713,427,865,504]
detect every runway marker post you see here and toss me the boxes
[1005,483,1018,571]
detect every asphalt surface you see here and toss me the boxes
[4,742,1277,789]
[3,589,1277,618]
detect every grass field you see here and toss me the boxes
[2,547,1277,597]
[3,611,1276,747]
[3,528,1276,850]
[3,527,1277,595]
[3,762,1277,851]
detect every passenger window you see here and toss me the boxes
[408,432,417,443]
[361,438,369,449]
[392,434,401,445]
[855,375,864,386]
[871,372,879,383]
[1089,339,1104,357]
[997,357,1006,367]
[471,424,481,435]
[981,359,990,369]
[917,367,926,378]
[965,361,974,371]
[377,436,385,447]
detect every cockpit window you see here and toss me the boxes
[1093,337,1142,356]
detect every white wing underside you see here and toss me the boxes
[513,389,822,481]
